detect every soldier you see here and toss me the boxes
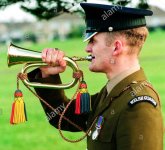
[28,2,163,150]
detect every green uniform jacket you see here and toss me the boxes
[28,68,163,150]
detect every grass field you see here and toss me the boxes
[0,30,165,150]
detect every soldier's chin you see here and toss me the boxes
[89,65,99,72]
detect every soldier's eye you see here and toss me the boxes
[89,38,94,44]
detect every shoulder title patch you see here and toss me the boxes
[128,95,157,107]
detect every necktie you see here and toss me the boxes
[98,88,108,108]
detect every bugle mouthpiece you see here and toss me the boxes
[72,55,94,61]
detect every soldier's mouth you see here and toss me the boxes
[87,55,95,61]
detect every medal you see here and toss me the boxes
[92,116,104,140]
[92,127,100,140]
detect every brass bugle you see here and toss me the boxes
[8,43,93,89]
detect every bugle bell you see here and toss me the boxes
[7,43,93,89]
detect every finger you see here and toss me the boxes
[51,49,59,66]
[40,65,65,75]
[55,66,66,73]
[45,48,54,65]
[57,51,66,67]
[42,49,48,62]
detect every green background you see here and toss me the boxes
[0,30,165,150]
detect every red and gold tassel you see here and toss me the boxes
[75,81,91,115]
[10,89,27,124]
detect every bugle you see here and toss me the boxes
[7,43,93,89]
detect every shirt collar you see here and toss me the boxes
[106,65,140,94]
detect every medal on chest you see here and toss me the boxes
[92,116,104,140]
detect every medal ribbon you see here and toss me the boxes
[96,116,104,128]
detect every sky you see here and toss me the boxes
[0,0,165,22]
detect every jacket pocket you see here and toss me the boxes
[97,115,118,142]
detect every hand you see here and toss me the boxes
[40,48,66,78]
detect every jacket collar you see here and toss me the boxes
[93,68,147,119]
[108,68,147,98]
[106,65,140,94]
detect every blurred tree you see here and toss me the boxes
[0,0,87,20]
[0,0,149,20]
[108,0,149,9]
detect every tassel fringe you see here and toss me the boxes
[75,81,91,115]
[10,90,27,125]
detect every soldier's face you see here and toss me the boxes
[85,32,115,73]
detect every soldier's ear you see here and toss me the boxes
[112,40,123,56]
